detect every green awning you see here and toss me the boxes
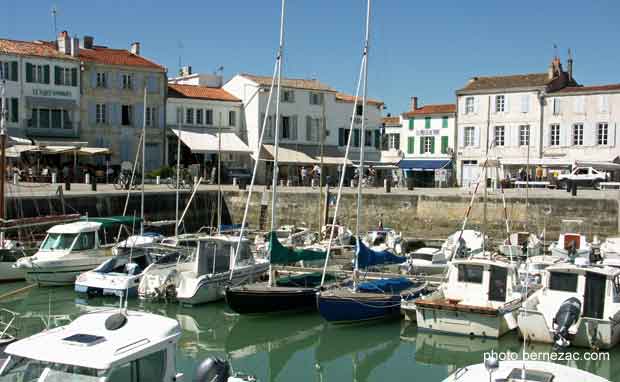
[269,231,327,265]
[79,216,143,228]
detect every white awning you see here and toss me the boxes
[499,158,573,167]
[260,145,317,164]
[5,145,37,158]
[8,136,32,145]
[43,145,77,154]
[575,161,620,171]
[77,147,110,156]
[171,129,251,154]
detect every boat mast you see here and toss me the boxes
[353,0,371,291]
[217,112,222,235]
[175,107,182,238]
[0,75,6,243]
[140,87,147,235]
[483,95,490,258]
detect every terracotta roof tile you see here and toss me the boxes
[382,116,401,126]
[458,73,550,92]
[553,84,620,94]
[402,104,456,117]
[240,73,336,92]
[335,92,383,106]
[168,84,240,102]
[79,47,164,70]
[0,38,77,60]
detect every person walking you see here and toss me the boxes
[312,164,321,188]
[300,166,308,187]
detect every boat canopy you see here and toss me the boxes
[356,238,406,269]
[80,216,143,228]
[357,277,415,294]
[268,231,327,265]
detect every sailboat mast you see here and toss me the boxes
[140,88,147,235]
[175,107,182,238]
[0,76,6,236]
[353,0,371,289]
[217,112,222,234]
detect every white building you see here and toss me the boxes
[224,73,384,184]
[455,57,576,186]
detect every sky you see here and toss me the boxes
[2,0,619,114]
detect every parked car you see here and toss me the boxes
[557,166,607,190]
[225,167,252,184]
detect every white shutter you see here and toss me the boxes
[574,96,585,113]
[306,116,312,141]
[474,126,481,147]
[291,115,298,140]
[521,94,530,113]
[458,126,465,148]
[611,123,617,147]
[504,95,510,113]
[459,97,466,115]
[543,125,549,147]
[564,123,571,146]
[511,125,519,147]
[600,95,609,113]
[474,97,479,114]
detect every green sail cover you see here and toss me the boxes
[269,231,327,265]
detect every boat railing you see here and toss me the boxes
[0,308,19,340]
[453,366,469,380]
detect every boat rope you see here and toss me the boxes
[0,284,35,301]
[327,295,402,309]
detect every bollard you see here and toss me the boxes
[232,177,238,187]
[384,178,391,193]
[85,173,90,185]
[13,173,17,185]
[156,176,160,185]
[91,176,97,191]
[350,179,355,188]
[572,181,578,196]
[51,173,57,184]
[311,178,316,188]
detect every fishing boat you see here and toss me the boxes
[0,308,255,381]
[519,260,620,349]
[364,227,402,254]
[517,255,562,288]
[499,231,542,259]
[74,244,192,297]
[14,216,139,286]
[442,359,608,382]
[409,256,523,337]
[548,219,592,260]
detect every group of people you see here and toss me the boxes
[299,164,321,187]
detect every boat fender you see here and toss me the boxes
[105,313,128,331]
[552,297,582,349]
[194,357,230,382]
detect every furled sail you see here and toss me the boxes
[269,231,327,265]
[356,238,406,269]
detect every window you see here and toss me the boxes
[146,107,156,127]
[121,105,132,126]
[408,118,414,130]
[96,104,106,124]
[282,90,295,103]
[553,98,561,115]
[519,125,530,146]
[388,134,400,150]
[364,130,372,146]
[495,95,505,112]
[281,116,291,139]
[441,136,449,154]
[550,124,560,146]
[339,128,350,146]
[51,109,62,129]
[2,98,18,123]
[457,264,483,284]
[25,63,49,84]
[196,109,203,125]
[598,123,609,145]
[572,123,583,145]
[309,92,322,105]
[0,61,9,80]
[407,137,415,154]
[422,136,433,153]
[228,110,236,126]
[205,109,213,125]
[465,97,474,114]
[306,117,321,142]
[96,72,107,88]
[39,109,50,128]
[106,350,167,382]
[464,126,475,147]
[442,116,449,129]
[549,272,578,292]
[63,110,72,129]
[185,108,194,124]
[73,232,96,251]
[54,66,75,86]
[122,74,133,89]
[494,125,505,146]
[356,104,364,116]
[521,94,530,113]
[353,129,360,147]
[30,108,70,129]
[424,117,431,129]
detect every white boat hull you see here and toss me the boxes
[0,263,25,282]
[406,260,447,276]
[23,258,111,286]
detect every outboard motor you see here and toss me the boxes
[552,297,582,349]
[194,357,231,382]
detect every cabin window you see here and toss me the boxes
[106,349,166,381]
[235,242,252,264]
[548,272,578,292]
[457,264,483,284]
[41,233,77,250]
[73,232,96,251]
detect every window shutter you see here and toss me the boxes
[135,103,144,128]
[10,98,18,123]
[158,107,164,129]
[430,137,435,154]
[25,63,33,83]
[407,137,414,154]
[308,93,313,105]
[504,95,510,113]
[319,93,324,105]
[71,68,78,87]
[291,115,298,140]
[290,91,295,102]
[600,95,609,113]
[474,127,480,147]
[353,129,360,147]
[458,127,465,148]
[473,97,479,114]
[306,116,312,141]
[54,66,61,85]
[374,130,381,149]
[338,128,344,146]
[441,136,449,154]
[442,116,448,129]
[425,117,431,129]
[111,103,120,125]
[10,61,18,81]
[43,65,50,84]
[521,94,529,113]
[88,102,96,124]
[134,73,143,94]
[419,137,424,154]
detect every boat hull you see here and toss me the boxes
[24,262,106,286]
[0,263,25,282]
[317,291,403,324]
[226,284,318,314]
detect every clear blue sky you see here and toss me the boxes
[3,0,619,114]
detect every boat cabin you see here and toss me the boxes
[557,220,587,251]
[192,236,254,277]
[94,245,194,276]
[0,310,182,381]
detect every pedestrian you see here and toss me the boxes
[535,165,543,181]
[300,166,308,186]
[312,164,321,187]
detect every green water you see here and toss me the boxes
[0,282,618,382]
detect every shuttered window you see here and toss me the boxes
[441,136,449,154]
[442,116,448,129]
[408,118,414,130]
[407,137,414,154]
[424,117,431,129]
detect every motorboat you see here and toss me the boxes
[0,245,27,282]
[140,234,269,305]
[0,308,255,381]
[600,236,620,267]
[75,244,193,297]
[499,231,542,259]
[112,232,164,256]
[364,227,402,254]
[320,224,353,247]
[402,230,485,276]
[409,256,523,337]
[518,260,620,349]
[14,216,140,286]
[442,359,608,382]
[548,219,592,260]
[517,255,562,288]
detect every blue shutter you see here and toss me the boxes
[158,107,164,128]
[134,73,143,94]
[88,102,96,124]
[90,70,97,88]
[111,103,120,125]
[135,103,144,128]
[118,72,124,89]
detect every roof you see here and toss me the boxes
[335,92,384,106]
[5,310,180,370]
[0,38,77,61]
[240,73,336,92]
[171,129,251,154]
[458,73,550,93]
[402,104,456,117]
[553,83,620,94]
[168,84,240,102]
[47,221,102,234]
[79,46,164,70]
[382,116,401,126]
[546,263,620,277]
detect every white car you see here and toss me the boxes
[557,166,606,190]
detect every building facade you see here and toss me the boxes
[78,35,166,171]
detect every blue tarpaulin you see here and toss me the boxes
[356,238,407,269]
[357,277,415,293]
[398,159,452,170]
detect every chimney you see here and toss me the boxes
[130,42,140,55]
[70,36,80,57]
[567,48,573,82]
[57,31,70,54]
[83,36,94,49]
[410,96,418,111]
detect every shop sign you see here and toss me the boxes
[32,88,72,98]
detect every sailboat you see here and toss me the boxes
[225,0,336,315]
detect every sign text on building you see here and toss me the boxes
[416,129,441,136]
[32,89,72,98]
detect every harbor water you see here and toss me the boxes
[0,282,618,381]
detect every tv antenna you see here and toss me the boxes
[51,5,58,37]
[177,40,184,76]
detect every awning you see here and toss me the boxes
[171,129,251,154]
[25,96,77,110]
[43,145,77,154]
[575,161,620,171]
[399,159,452,170]
[8,136,32,145]
[77,147,110,156]
[499,158,573,167]
[5,145,37,158]
[260,145,317,164]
